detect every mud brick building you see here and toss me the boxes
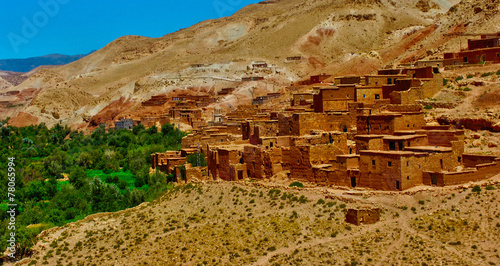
[310,73,332,84]
[291,93,314,107]
[444,32,500,64]
[313,85,356,112]
[207,146,247,181]
[252,93,281,105]
[345,208,381,225]
[151,151,186,175]
[278,112,354,136]
[141,95,169,107]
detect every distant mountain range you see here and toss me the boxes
[0,51,95,73]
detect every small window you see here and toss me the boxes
[407,176,410,180]
[407,161,409,167]
[372,160,376,166]
[363,94,366,98]
[347,94,350,98]
[419,165,421,169]
[375,94,380,99]
[388,161,392,167]
[458,156,462,163]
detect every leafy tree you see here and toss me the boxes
[69,167,87,189]
[161,123,175,136]
[133,124,145,135]
[117,179,127,190]
[186,152,207,167]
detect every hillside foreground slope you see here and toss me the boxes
[11,176,500,266]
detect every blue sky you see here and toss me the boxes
[0,0,261,59]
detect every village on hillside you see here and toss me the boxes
[121,32,500,191]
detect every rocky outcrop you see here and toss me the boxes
[438,116,500,132]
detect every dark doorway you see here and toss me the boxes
[431,174,438,186]
[396,181,401,190]
[238,171,243,180]
[398,141,404,150]
[389,141,396,150]
[351,177,357,188]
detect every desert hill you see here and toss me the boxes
[12,178,500,265]
[3,0,499,129]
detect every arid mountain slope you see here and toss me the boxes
[13,178,500,265]
[1,0,499,128]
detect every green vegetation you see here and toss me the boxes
[443,78,449,86]
[0,123,185,259]
[472,185,482,193]
[496,69,500,75]
[480,72,494,77]
[466,74,473,79]
[424,105,433,110]
[289,182,304,188]
[186,152,207,167]
[455,76,463,82]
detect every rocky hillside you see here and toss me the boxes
[0,0,499,129]
[12,179,500,265]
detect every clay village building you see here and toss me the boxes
[444,31,500,65]
[150,34,500,191]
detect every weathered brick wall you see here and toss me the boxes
[359,152,421,191]
[425,161,500,186]
[287,146,313,182]
[278,114,294,136]
[463,154,498,167]
[243,145,265,179]
[313,168,350,187]
[309,144,345,165]
[218,149,243,181]
[356,87,383,104]
[425,130,464,147]
[393,113,425,131]
[322,100,351,112]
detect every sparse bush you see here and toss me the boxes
[472,185,481,193]
[443,79,449,86]
[496,69,500,75]
[317,199,326,205]
[289,182,304,188]
[481,72,493,77]
[455,76,463,82]
[486,185,495,190]
[424,105,433,110]
[463,87,471,91]
[467,74,473,79]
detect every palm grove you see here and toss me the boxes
[0,121,186,259]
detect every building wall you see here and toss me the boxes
[468,38,500,50]
[358,152,423,191]
[286,146,313,182]
[458,47,500,64]
[243,145,265,179]
[283,113,353,136]
[217,149,244,181]
[423,160,500,186]
[356,87,383,104]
